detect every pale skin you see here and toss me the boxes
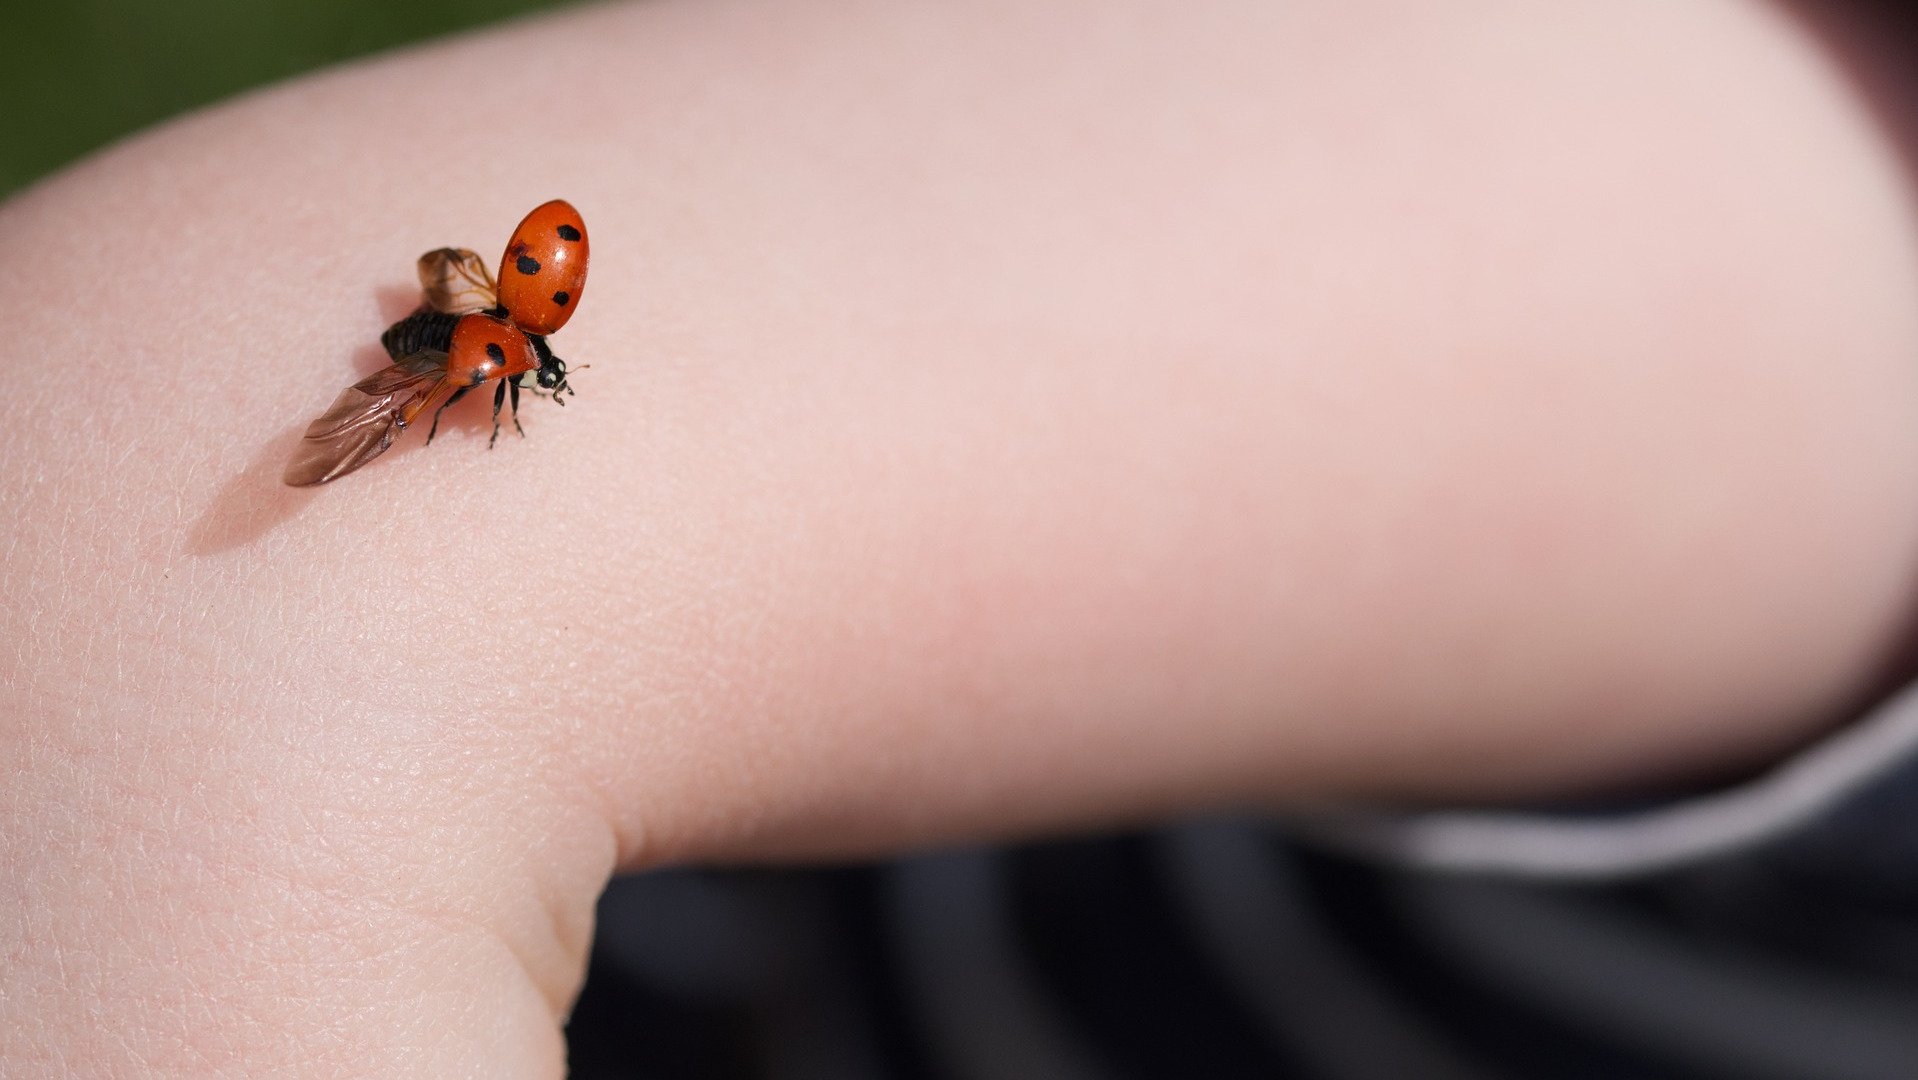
[5,0,1918,1074]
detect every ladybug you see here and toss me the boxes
[284,199,590,486]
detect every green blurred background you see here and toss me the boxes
[1,0,578,197]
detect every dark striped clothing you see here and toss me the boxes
[568,684,1918,1080]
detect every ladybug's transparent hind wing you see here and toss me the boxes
[417,248,498,314]
[283,352,447,486]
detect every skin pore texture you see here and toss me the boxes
[5,0,1918,1074]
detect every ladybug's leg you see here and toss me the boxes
[487,380,528,449]
[489,380,507,449]
[427,386,471,444]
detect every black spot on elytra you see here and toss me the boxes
[486,342,505,362]
[516,255,541,275]
[556,224,581,242]
[552,290,570,306]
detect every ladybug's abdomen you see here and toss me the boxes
[380,308,461,360]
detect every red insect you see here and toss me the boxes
[283,199,590,486]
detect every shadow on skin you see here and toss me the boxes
[375,282,421,329]
[185,336,410,556]
[181,405,471,558]
[187,308,409,555]
[184,424,318,555]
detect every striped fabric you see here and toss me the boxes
[568,690,1918,1080]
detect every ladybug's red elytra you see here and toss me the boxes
[283,200,590,487]
[498,200,589,337]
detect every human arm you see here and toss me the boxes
[6,0,1918,1074]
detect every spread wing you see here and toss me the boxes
[417,248,498,314]
[283,352,448,486]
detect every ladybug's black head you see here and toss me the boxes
[525,332,579,399]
